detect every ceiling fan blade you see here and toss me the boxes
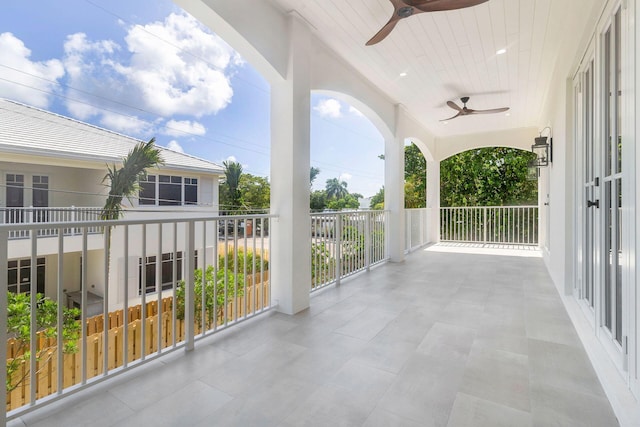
[468,107,510,114]
[366,15,402,46]
[446,100,463,112]
[413,0,489,12]
[440,112,462,121]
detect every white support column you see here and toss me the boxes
[426,160,441,243]
[385,105,406,262]
[270,15,311,315]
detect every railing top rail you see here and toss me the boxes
[440,205,538,209]
[0,213,278,232]
[311,210,389,217]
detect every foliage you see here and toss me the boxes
[369,187,385,210]
[6,292,81,392]
[404,143,426,208]
[175,266,245,329]
[311,242,335,287]
[218,248,268,273]
[440,147,538,207]
[237,173,270,212]
[101,138,163,220]
[220,160,244,214]
[310,190,328,211]
[325,178,349,200]
[310,167,320,187]
[326,193,360,210]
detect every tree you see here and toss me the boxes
[310,190,327,211]
[440,147,537,207]
[325,178,348,200]
[101,138,164,220]
[326,193,360,210]
[310,166,320,187]
[220,160,243,213]
[370,187,384,210]
[238,173,270,212]
[404,143,427,209]
[6,292,81,392]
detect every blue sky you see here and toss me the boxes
[0,0,385,198]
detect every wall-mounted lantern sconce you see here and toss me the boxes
[532,126,552,167]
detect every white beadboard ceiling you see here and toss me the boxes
[269,0,588,138]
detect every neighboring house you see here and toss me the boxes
[0,98,224,312]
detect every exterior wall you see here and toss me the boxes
[0,161,104,207]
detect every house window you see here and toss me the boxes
[159,175,182,206]
[185,178,198,205]
[8,258,45,294]
[5,174,24,223]
[33,175,49,222]
[137,175,198,206]
[138,252,183,295]
[139,175,156,205]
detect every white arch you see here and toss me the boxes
[435,127,538,161]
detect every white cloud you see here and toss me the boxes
[0,32,65,108]
[163,119,206,136]
[348,106,364,117]
[314,98,342,118]
[60,12,242,129]
[98,111,152,134]
[167,140,184,153]
[339,172,352,181]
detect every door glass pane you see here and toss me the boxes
[615,178,622,343]
[615,10,622,174]
[604,181,612,331]
[605,28,613,177]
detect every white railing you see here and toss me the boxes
[1,207,103,239]
[440,206,538,245]
[310,210,388,292]
[0,213,274,419]
[405,208,431,252]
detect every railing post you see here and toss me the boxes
[365,212,371,271]
[483,207,488,245]
[71,205,77,235]
[184,221,196,351]
[335,214,342,285]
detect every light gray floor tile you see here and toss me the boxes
[460,346,530,412]
[530,382,618,427]
[447,392,532,427]
[528,338,605,397]
[362,407,425,427]
[117,380,232,427]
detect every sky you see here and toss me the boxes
[0,0,385,198]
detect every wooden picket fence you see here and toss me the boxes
[6,274,269,411]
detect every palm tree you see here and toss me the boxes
[101,138,164,220]
[310,166,320,187]
[222,160,243,213]
[325,177,348,200]
[100,138,163,293]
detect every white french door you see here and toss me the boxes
[576,3,627,374]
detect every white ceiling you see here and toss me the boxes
[268,0,588,138]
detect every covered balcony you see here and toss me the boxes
[2,0,640,425]
[5,242,617,426]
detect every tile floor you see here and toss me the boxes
[8,246,619,426]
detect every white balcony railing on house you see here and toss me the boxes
[0,213,274,418]
[405,208,432,253]
[311,210,388,292]
[440,206,539,245]
[1,207,103,239]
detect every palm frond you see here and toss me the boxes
[101,138,164,220]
